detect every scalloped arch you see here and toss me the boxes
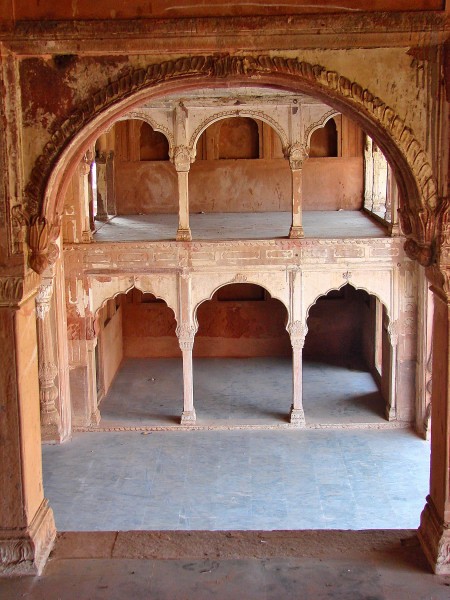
[193,280,289,330]
[189,109,289,154]
[92,283,177,323]
[304,109,340,146]
[305,282,391,322]
[113,111,175,156]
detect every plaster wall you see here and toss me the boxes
[99,304,123,394]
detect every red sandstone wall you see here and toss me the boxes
[115,157,363,214]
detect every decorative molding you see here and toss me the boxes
[343,270,352,281]
[232,273,248,283]
[189,108,289,152]
[23,55,437,274]
[28,216,60,275]
[0,277,24,306]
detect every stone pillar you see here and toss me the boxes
[0,291,56,575]
[288,143,308,239]
[387,166,400,236]
[106,150,116,216]
[287,321,307,426]
[418,269,450,574]
[35,277,62,442]
[386,319,399,421]
[173,145,192,241]
[176,323,197,424]
[372,144,388,214]
[95,150,108,222]
[363,135,374,211]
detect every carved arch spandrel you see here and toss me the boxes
[25,54,439,273]
[304,109,340,146]
[191,271,290,329]
[112,111,175,157]
[302,270,393,323]
[89,274,178,320]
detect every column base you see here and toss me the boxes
[385,403,397,421]
[176,228,192,242]
[289,225,304,239]
[41,422,63,444]
[91,408,101,426]
[290,406,306,427]
[180,410,196,425]
[418,495,450,574]
[0,499,56,576]
[389,222,400,237]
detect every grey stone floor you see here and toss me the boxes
[99,357,387,427]
[5,529,450,599]
[94,210,386,242]
[42,428,430,532]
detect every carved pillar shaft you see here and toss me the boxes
[418,279,450,574]
[174,146,192,241]
[387,319,399,421]
[176,326,197,424]
[95,151,108,222]
[36,279,62,442]
[106,151,116,216]
[288,322,307,426]
[288,144,307,239]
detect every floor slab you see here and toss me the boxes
[42,428,429,532]
[93,211,387,242]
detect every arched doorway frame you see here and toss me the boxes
[304,281,398,422]
[193,280,292,423]
[25,55,438,274]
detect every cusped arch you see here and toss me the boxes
[193,279,289,330]
[305,282,391,322]
[114,111,175,157]
[90,277,178,323]
[304,109,340,147]
[189,110,289,156]
[25,54,439,273]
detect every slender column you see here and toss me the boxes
[288,143,308,239]
[387,168,400,236]
[386,319,399,421]
[35,277,62,442]
[372,144,388,214]
[287,321,307,426]
[176,323,197,424]
[0,294,56,575]
[363,135,374,211]
[173,145,192,241]
[106,150,116,216]
[95,150,108,222]
[418,269,450,574]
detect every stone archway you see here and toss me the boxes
[23,54,439,274]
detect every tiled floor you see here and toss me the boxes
[42,428,430,532]
[98,357,387,427]
[94,210,387,242]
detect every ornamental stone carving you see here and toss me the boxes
[35,280,53,320]
[0,277,24,307]
[176,323,197,350]
[287,321,308,349]
[288,143,309,170]
[172,145,193,172]
[388,319,400,346]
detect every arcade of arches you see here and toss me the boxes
[0,3,449,581]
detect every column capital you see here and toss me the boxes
[287,320,308,349]
[387,318,400,347]
[176,323,197,350]
[172,145,193,172]
[288,143,309,170]
[35,277,54,320]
